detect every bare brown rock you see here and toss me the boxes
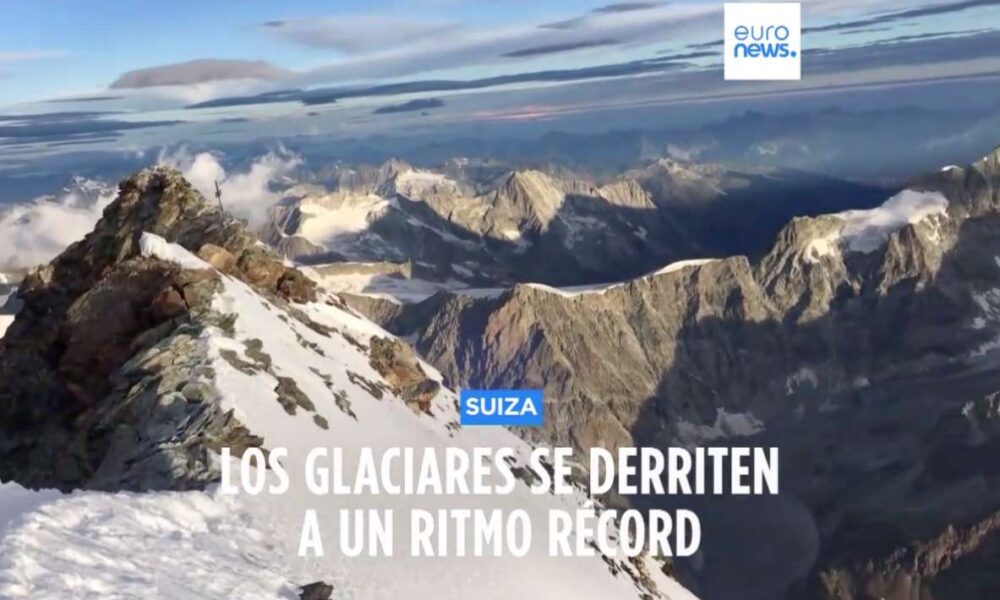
[233,245,317,303]
[368,336,440,413]
[277,270,317,303]
[150,286,187,320]
[196,243,236,272]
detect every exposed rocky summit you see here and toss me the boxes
[0,167,315,490]
[361,147,1000,599]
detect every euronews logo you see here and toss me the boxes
[724,3,801,80]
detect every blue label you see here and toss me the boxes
[459,389,544,426]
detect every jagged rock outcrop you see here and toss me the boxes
[816,509,1000,600]
[368,336,440,413]
[299,581,334,600]
[0,167,314,490]
[363,147,1000,599]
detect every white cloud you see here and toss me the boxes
[262,16,458,54]
[91,0,966,109]
[0,181,115,272]
[284,0,915,85]
[0,50,69,64]
[287,4,721,84]
[158,147,302,228]
[110,59,294,89]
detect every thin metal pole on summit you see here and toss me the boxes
[214,180,226,223]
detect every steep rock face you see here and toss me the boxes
[480,170,567,236]
[365,147,1000,599]
[0,167,315,490]
[598,179,657,210]
[402,258,769,452]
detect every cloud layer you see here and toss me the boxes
[157,148,301,228]
[0,50,69,64]
[111,59,294,89]
[261,16,457,53]
[188,55,690,109]
[0,182,115,272]
[0,111,181,146]
[372,98,444,114]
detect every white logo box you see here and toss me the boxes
[724,2,802,81]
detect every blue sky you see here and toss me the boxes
[0,0,647,103]
[1,0,999,156]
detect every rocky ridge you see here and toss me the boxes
[0,167,373,490]
[264,158,886,288]
[359,147,1000,599]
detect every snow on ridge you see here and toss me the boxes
[139,232,211,270]
[676,409,765,445]
[0,277,15,338]
[305,269,474,305]
[804,189,949,262]
[521,258,718,298]
[653,258,718,275]
[0,486,301,600]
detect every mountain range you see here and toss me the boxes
[1,144,999,599]
[263,157,886,290]
[347,149,1000,599]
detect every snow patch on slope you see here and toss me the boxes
[785,367,818,396]
[0,483,62,541]
[298,195,393,247]
[969,287,1000,358]
[139,233,212,270]
[676,409,765,445]
[0,281,18,337]
[395,170,456,198]
[0,315,13,338]
[0,489,298,600]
